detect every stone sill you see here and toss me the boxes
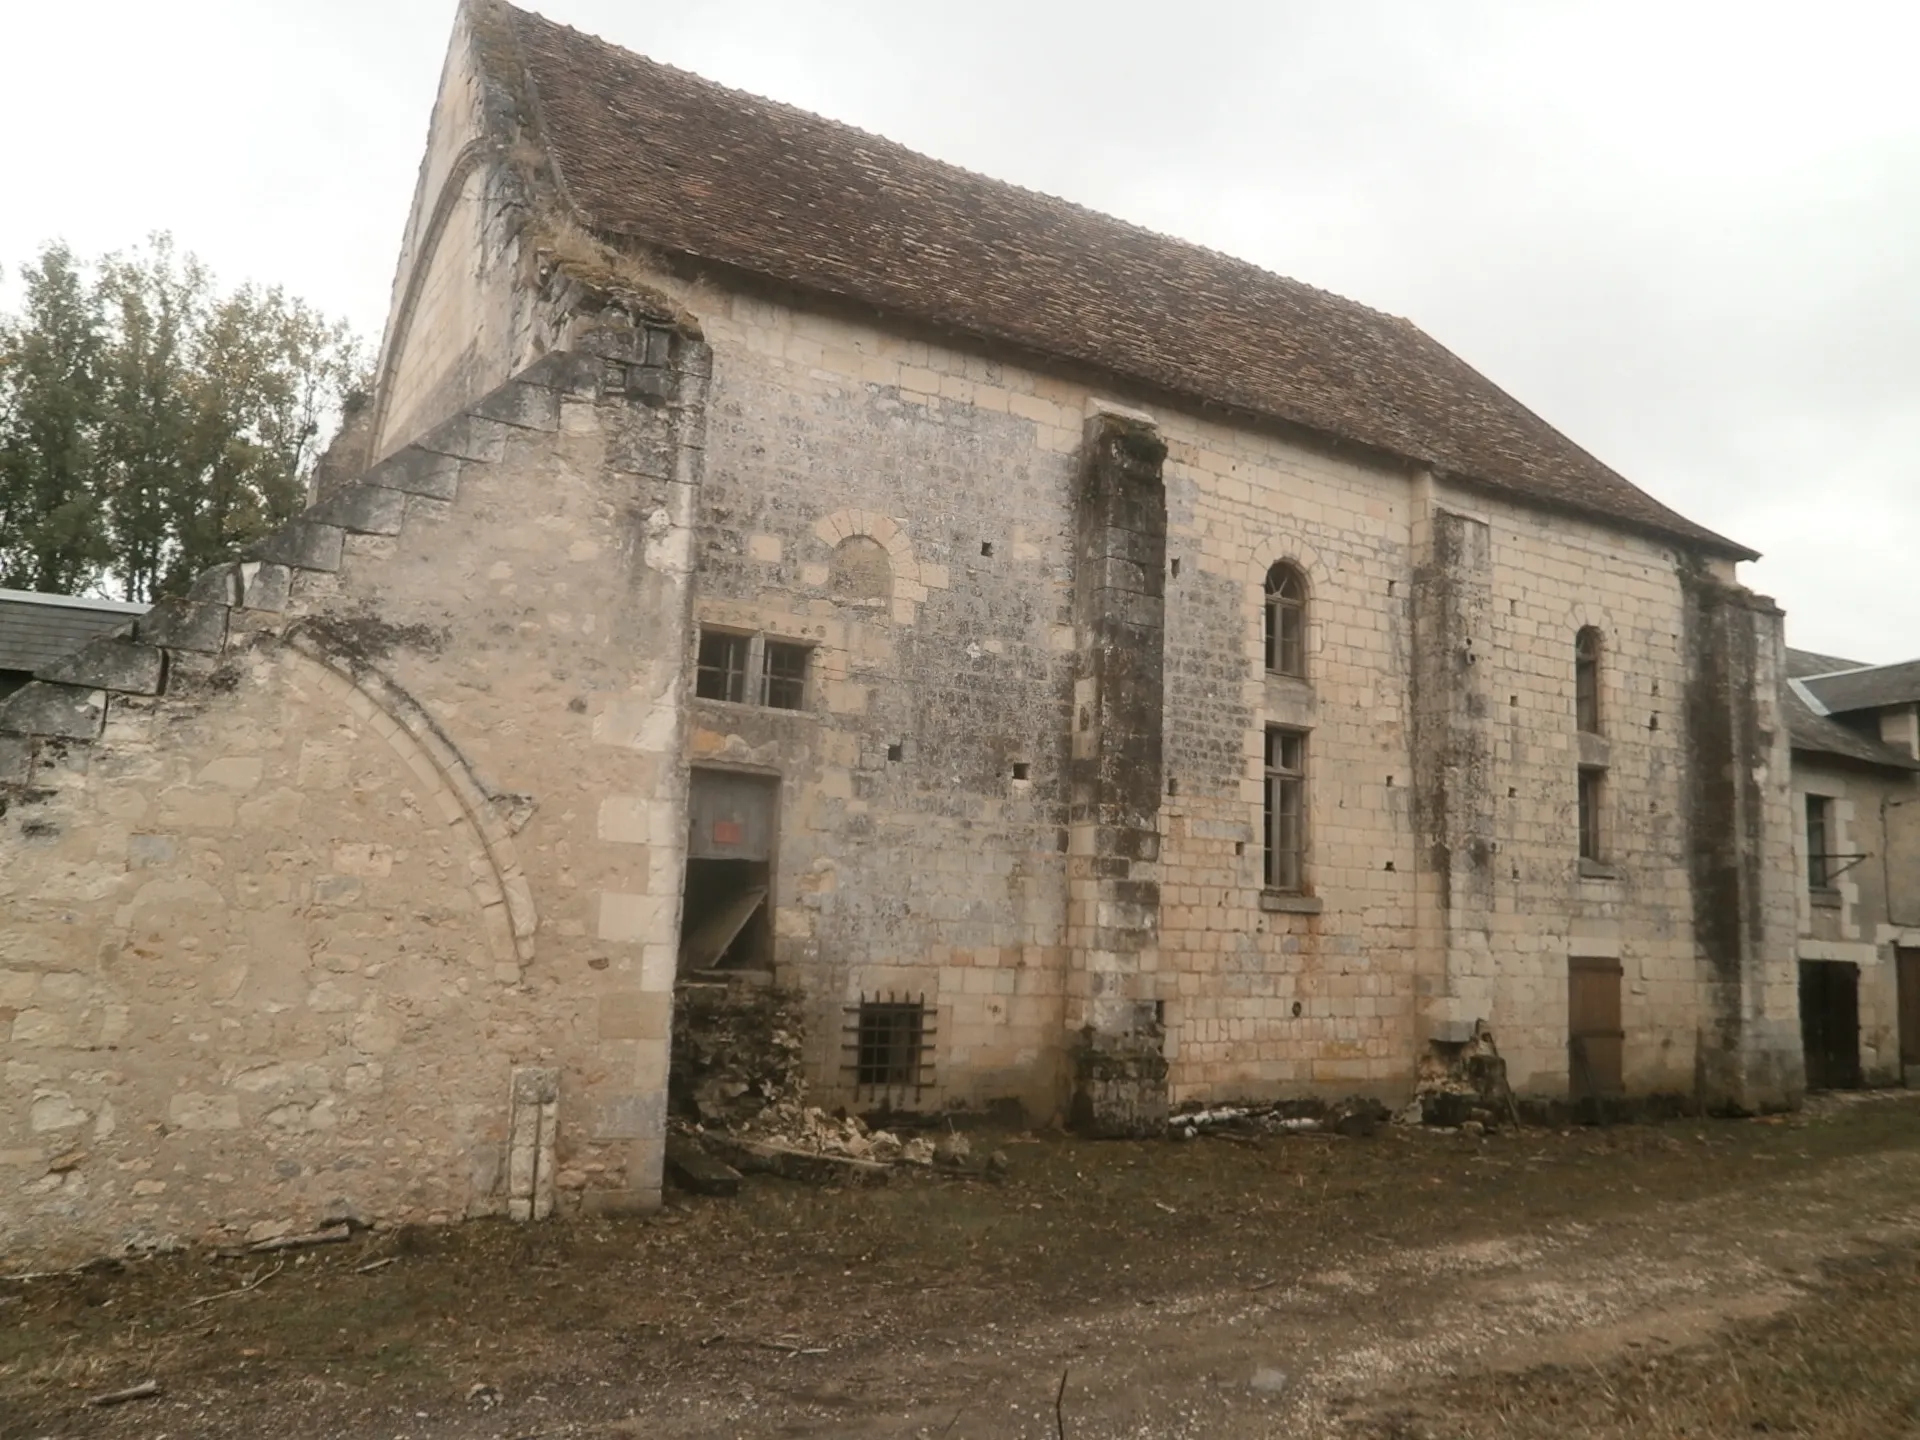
[1260,891,1324,914]
[1578,859,1620,881]
[1810,888,1843,910]
[691,696,815,719]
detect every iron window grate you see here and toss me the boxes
[843,992,935,1100]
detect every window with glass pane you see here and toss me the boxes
[1264,563,1306,677]
[763,641,809,711]
[1806,794,1833,890]
[695,629,750,703]
[1575,627,1602,734]
[1578,767,1605,861]
[1264,728,1306,891]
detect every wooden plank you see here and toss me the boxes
[678,885,766,971]
[664,1136,743,1197]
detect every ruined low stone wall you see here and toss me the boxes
[1,329,707,1261]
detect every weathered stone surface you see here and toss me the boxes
[39,636,164,696]
[238,562,293,612]
[306,485,407,536]
[363,447,462,501]
[187,564,240,605]
[469,380,561,432]
[415,412,509,464]
[0,340,709,1262]
[249,522,346,573]
[0,681,106,739]
[0,734,30,783]
[137,600,229,654]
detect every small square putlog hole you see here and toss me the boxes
[1012,761,1030,781]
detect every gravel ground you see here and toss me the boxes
[6,1091,1920,1439]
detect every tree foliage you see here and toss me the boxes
[0,236,364,601]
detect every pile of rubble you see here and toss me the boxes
[1411,1021,1521,1131]
[723,1101,941,1166]
[1169,1096,1390,1140]
[669,977,807,1129]
[668,976,989,1192]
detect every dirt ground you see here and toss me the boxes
[7,1092,1920,1440]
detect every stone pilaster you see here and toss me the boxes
[1682,564,1804,1112]
[1066,408,1169,1135]
[1409,479,1498,1046]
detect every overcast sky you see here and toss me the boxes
[5,1,1914,662]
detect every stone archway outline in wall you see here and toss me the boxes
[283,631,537,968]
[812,507,946,624]
[368,139,492,453]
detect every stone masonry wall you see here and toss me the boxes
[1793,752,1911,1086]
[0,328,708,1260]
[627,266,1790,1118]
[368,2,544,460]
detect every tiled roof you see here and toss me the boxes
[492,3,1754,559]
[0,589,145,676]
[1802,658,1920,716]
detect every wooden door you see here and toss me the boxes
[1799,961,1862,1090]
[1568,958,1624,1098]
[687,769,777,861]
[1897,948,1920,1069]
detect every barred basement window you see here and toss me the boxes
[695,629,750,703]
[1264,728,1307,892]
[849,994,933,1097]
[762,640,810,710]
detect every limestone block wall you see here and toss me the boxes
[1151,415,1722,1104]
[678,291,1080,1119]
[368,2,543,459]
[0,327,707,1260]
[1794,754,1915,1086]
[632,264,1787,1117]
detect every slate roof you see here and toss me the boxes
[0,589,146,675]
[1785,647,1865,680]
[1784,681,1920,771]
[492,2,1754,559]
[1801,659,1920,716]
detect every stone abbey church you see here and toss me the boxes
[1,0,1809,1254]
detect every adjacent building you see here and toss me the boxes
[1785,650,1920,1088]
[0,0,1811,1256]
[0,589,147,700]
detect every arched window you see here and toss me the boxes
[1575,626,1602,735]
[1264,563,1307,677]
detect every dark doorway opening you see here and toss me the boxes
[1800,960,1862,1091]
[1568,957,1624,1100]
[1899,948,1920,1074]
[679,858,770,971]
[680,769,779,975]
